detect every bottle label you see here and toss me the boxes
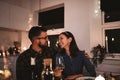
[31,57,36,65]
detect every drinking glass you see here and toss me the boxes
[55,56,65,80]
[56,56,65,70]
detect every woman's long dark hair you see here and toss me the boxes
[58,31,80,57]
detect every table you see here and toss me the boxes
[0,55,18,80]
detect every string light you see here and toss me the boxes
[94,0,100,16]
[28,0,33,28]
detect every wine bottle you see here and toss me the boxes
[41,58,54,80]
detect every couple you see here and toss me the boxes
[16,26,96,80]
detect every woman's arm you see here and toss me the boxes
[65,74,83,80]
[83,53,96,77]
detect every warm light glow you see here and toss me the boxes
[56,41,58,47]
[0,53,1,56]
[105,36,108,41]
[94,0,100,16]
[48,40,50,47]
[23,47,27,51]
[0,70,4,74]
[95,75,105,80]
[0,70,11,79]
[4,69,11,78]
[112,38,114,41]
[94,10,99,14]
[28,14,33,28]
[29,17,32,21]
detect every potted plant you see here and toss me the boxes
[91,44,106,67]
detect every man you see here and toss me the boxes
[16,26,53,80]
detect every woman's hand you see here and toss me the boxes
[54,67,63,78]
[84,51,90,59]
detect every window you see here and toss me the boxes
[38,7,64,30]
[105,28,120,53]
[100,0,120,23]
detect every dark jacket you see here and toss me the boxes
[16,46,54,80]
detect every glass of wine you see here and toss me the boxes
[55,56,65,80]
[56,56,65,70]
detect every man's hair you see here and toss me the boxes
[28,26,47,41]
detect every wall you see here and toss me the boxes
[89,0,103,50]
[0,27,30,52]
[0,1,30,31]
[0,28,21,50]
[65,0,90,52]
[20,31,31,52]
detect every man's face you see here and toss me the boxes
[33,31,48,48]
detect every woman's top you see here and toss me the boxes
[55,51,96,78]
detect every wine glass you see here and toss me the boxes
[55,56,65,80]
[56,56,65,70]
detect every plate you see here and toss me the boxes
[75,76,95,80]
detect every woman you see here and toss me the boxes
[55,31,96,80]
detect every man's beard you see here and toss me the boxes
[38,41,48,48]
[38,44,48,50]
[38,44,52,58]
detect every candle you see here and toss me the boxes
[105,36,108,53]
[95,75,105,80]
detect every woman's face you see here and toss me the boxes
[58,34,72,49]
